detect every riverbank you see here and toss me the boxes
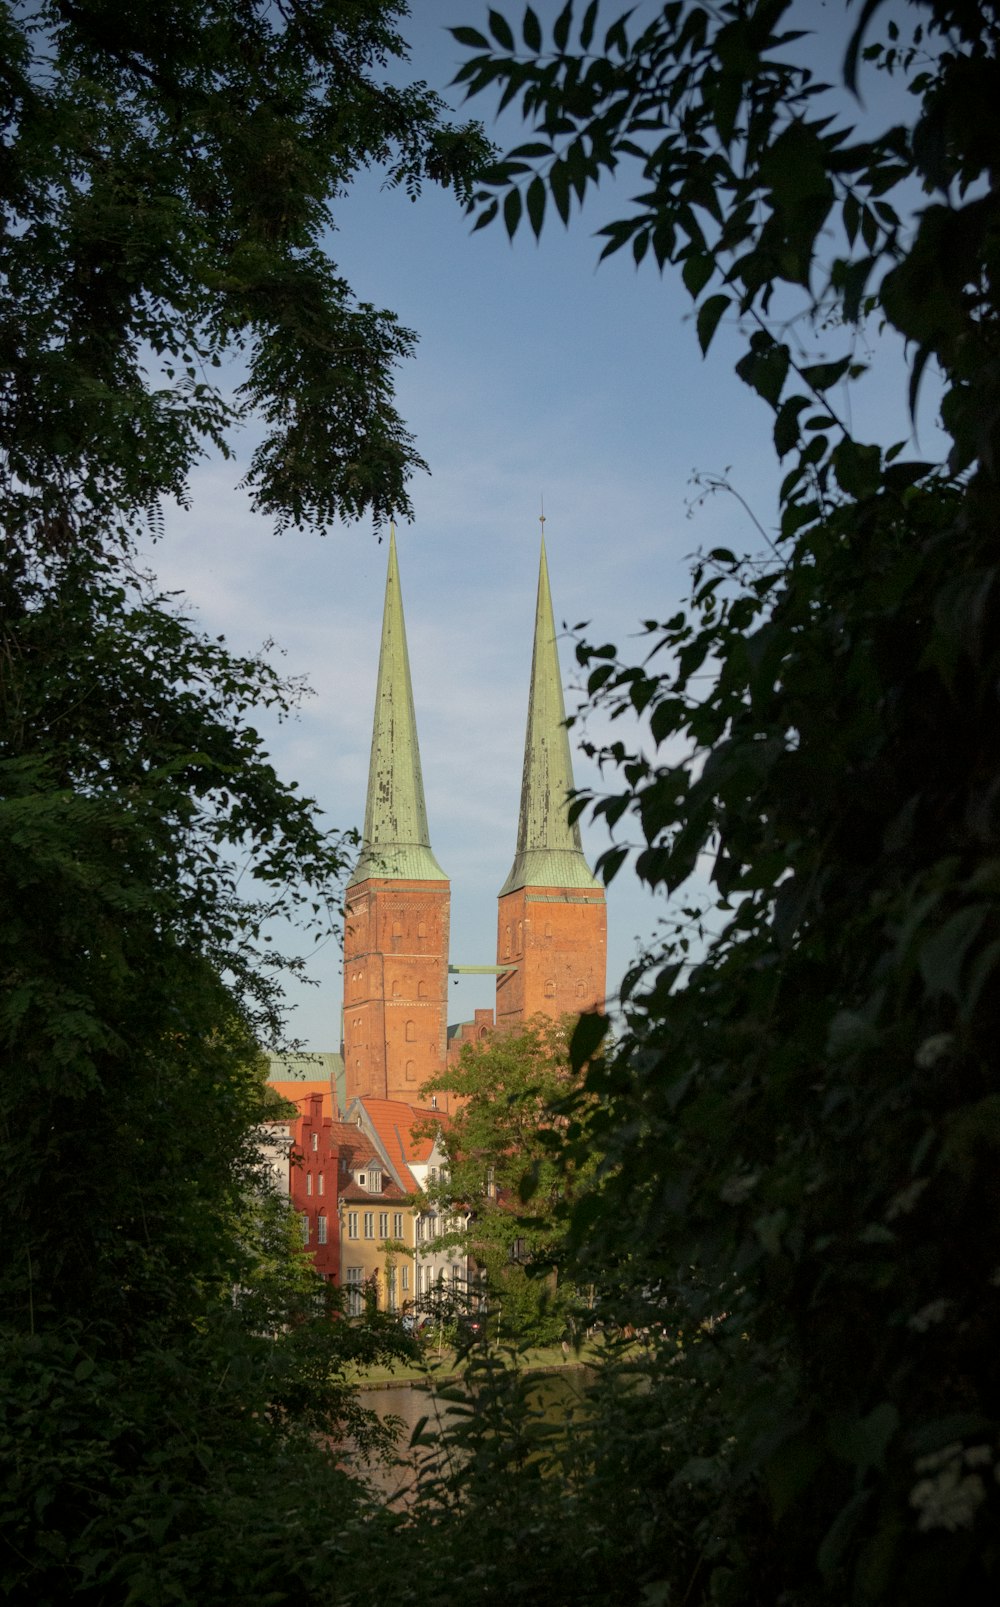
[350,1339,604,1390]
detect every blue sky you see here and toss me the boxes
[146,1,946,1049]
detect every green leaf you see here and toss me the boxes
[488,9,515,50]
[569,1010,610,1073]
[774,395,810,458]
[526,174,546,239]
[553,0,573,51]
[801,356,852,392]
[504,186,523,240]
[451,26,491,48]
[682,252,714,297]
[696,294,729,355]
[831,438,881,497]
[522,5,542,51]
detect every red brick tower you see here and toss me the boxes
[343,528,450,1104]
[496,532,607,1030]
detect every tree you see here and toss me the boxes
[441,3,1000,1602]
[0,0,489,549]
[0,4,486,1591]
[422,1019,596,1344]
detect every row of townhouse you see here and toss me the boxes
[264,1061,474,1318]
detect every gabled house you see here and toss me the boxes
[347,1095,473,1316]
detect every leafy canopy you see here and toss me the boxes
[0,0,490,546]
[437,3,1000,1602]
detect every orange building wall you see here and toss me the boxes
[495,886,607,1031]
[343,878,450,1104]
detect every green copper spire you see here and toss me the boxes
[349,527,447,885]
[499,533,601,896]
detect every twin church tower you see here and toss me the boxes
[341,527,607,1110]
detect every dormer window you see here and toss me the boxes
[369,1170,382,1193]
[358,1173,367,1189]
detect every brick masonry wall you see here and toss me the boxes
[343,878,450,1103]
[495,886,607,1031]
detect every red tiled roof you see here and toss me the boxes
[360,1099,444,1177]
[326,1119,380,1170]
[338,1179,409,1203]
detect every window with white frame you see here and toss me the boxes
[369,1169,382,1192]
[311,1132,318,1151]
[347,1211,358,1239]
[363,1212,374,1239]
[317,1214,327,1245]
[401,1264,409,1292]
[393,1212,403,1239]
[318,1173,324,1195]
[378,1211,388,1239]
[300,1214,309,1245]
[306,1173,312,1196]
[345,1266,363,1317]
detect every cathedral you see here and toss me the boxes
[341,526,608,1109]
[267,527,608,1301]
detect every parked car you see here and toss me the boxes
[455,1311,487,1343]
[400,1310,432,1334]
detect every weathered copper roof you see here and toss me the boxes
[349,526,448,886]
[499,534,601,896]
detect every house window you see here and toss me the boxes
[317,1215,327,1245]
[394,1213,403,1239]
[402,1264,409,1292]
[346,1266,363,1317]
[379,1211,389,1239]
[358,1173,366,1188]
[415,1216,424,1242]
[347,1211,358,1239]
[306,1173,313,1196]
[430,1094,438,1110]
[363,1212,374,1239]
[300,1214,309,1245]
[415,1264,423,1296]
[318,1173,324,1196]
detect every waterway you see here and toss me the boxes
[352,1366,594,1507]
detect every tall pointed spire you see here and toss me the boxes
[349,526,446,885]
[499,533,601,896]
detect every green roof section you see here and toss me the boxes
[499,534,602,896]
[349,526,448,886]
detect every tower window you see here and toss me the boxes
[405,1020,416,1042]
[544,980,555,998]
[418,981,428,999]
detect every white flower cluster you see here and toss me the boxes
[909,1442,994,1532]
